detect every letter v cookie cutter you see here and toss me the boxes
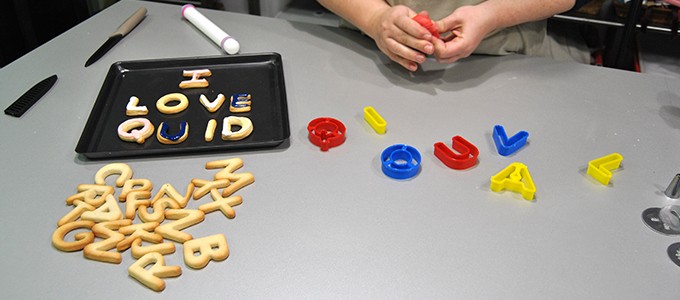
[490,162,536,200]
[492,125,529,156]
[434,135,479,170]
[587,153,623,185]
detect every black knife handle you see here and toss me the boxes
[4,74,58,117]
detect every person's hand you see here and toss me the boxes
[432,5,498,63]
[366,6,435,71]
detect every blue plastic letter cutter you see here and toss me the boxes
[364,106,387,134]
[492,125,529,156]
[381,144,421,179]
[490,162,536,200]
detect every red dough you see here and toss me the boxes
[412,13,440,39]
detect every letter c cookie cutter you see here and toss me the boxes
[307,117,346,151]
[381,144,421,179]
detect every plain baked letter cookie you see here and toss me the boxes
[81,194,123,223]
[155,209,205,243]
[182,234,229,269]
[128,252,182,292]
[131,237,176,259]
[83,219,131,264]
[117,222,163,252]
[52,220,95,252]
[95,163,133,187]
[57,200,95,227]
[151,183,194,209]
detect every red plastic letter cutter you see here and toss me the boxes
[434,136,479,170]
[412,13,440,39]
[307,117,346,151]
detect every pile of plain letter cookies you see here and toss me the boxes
[51,158,254,292]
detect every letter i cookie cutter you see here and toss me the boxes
[307,117,346,151]
[434,135,479,170]
[363,106,386,134]
[490,162,536,200]
[586,153,623,185]
[492,125,529,156]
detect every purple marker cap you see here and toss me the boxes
[181,4,194,18]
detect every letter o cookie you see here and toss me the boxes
[156,93,189,114]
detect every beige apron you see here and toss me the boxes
[380,0,590,63]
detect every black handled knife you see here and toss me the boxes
[85,7,147,67]
[4,74,58,117]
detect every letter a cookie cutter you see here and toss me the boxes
[587,153,623,185]
[307,117,346,151]
[490,162,536,200]
[434,135,479,170]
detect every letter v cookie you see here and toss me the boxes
[199,94,226,113]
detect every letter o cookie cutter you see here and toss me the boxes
[156,93,189,114]
[381,144,421,179]
[307,117,346,151]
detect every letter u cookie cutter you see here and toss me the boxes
[434,135,479,170]
[307,117,346,151]
[490,162,536,200]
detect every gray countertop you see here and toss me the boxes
[2,0,680,298]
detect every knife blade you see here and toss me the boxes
[4,74,58,117]
[85,7,147,67]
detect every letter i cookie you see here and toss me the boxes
[179,69,211,89]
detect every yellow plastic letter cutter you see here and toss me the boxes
[363,106,386,134]
[587,153,623,185]
[490,162,536,200]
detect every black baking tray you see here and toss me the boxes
[76,53,290,159]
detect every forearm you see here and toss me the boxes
[480,0,576,30]
[317,0,390,39]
